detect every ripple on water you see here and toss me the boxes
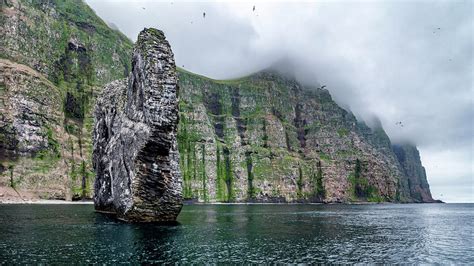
[0,203,472,263]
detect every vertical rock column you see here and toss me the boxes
[93,28,182,222]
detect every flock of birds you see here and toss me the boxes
[199,5,256,21]
[142,4,257,24]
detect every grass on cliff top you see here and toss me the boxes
[51,0,132,44]
[177,67,252,85]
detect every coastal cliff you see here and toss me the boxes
[0,0,436,203]
[1,0,131,200]
[176,70,436,203]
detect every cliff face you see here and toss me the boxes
[0,0,132,199]
[0,0,436,203]
[176,70,433,203]
[94,28,181,221]
[0,58,70,198]
[393,144,435,202]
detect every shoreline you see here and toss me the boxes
[0,200,448,205]
[0,187,94,204]
[0,199,94,204]
[0,187,444,205]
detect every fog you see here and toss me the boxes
[86,0,473,202]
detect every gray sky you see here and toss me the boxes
[86,0,473,203]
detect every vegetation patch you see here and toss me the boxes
[297,165,304,199]
[319,151,331,162]
[337,128,349,137]
[348,159,382,202]
[314,160,325,200]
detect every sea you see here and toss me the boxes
[0,203,472,263]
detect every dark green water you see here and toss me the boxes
[0,203,472,263]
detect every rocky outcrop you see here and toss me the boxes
[93,28,182,222]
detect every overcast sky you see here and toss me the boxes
[86,0,473,203]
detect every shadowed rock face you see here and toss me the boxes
[393,144,435,203]
[93,28,182,222]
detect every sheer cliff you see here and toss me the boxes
[0,0,436,203]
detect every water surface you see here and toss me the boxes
[0,203,472,263]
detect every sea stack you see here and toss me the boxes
[93,28,182,222]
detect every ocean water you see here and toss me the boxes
[0,203,472,263]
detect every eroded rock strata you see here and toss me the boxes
[93,28,182,222]
[177,71,436,203]
[1,0,132,200]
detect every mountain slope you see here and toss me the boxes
[1,0,132,82]
[0,0,436,202]
[177,70,435,202]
